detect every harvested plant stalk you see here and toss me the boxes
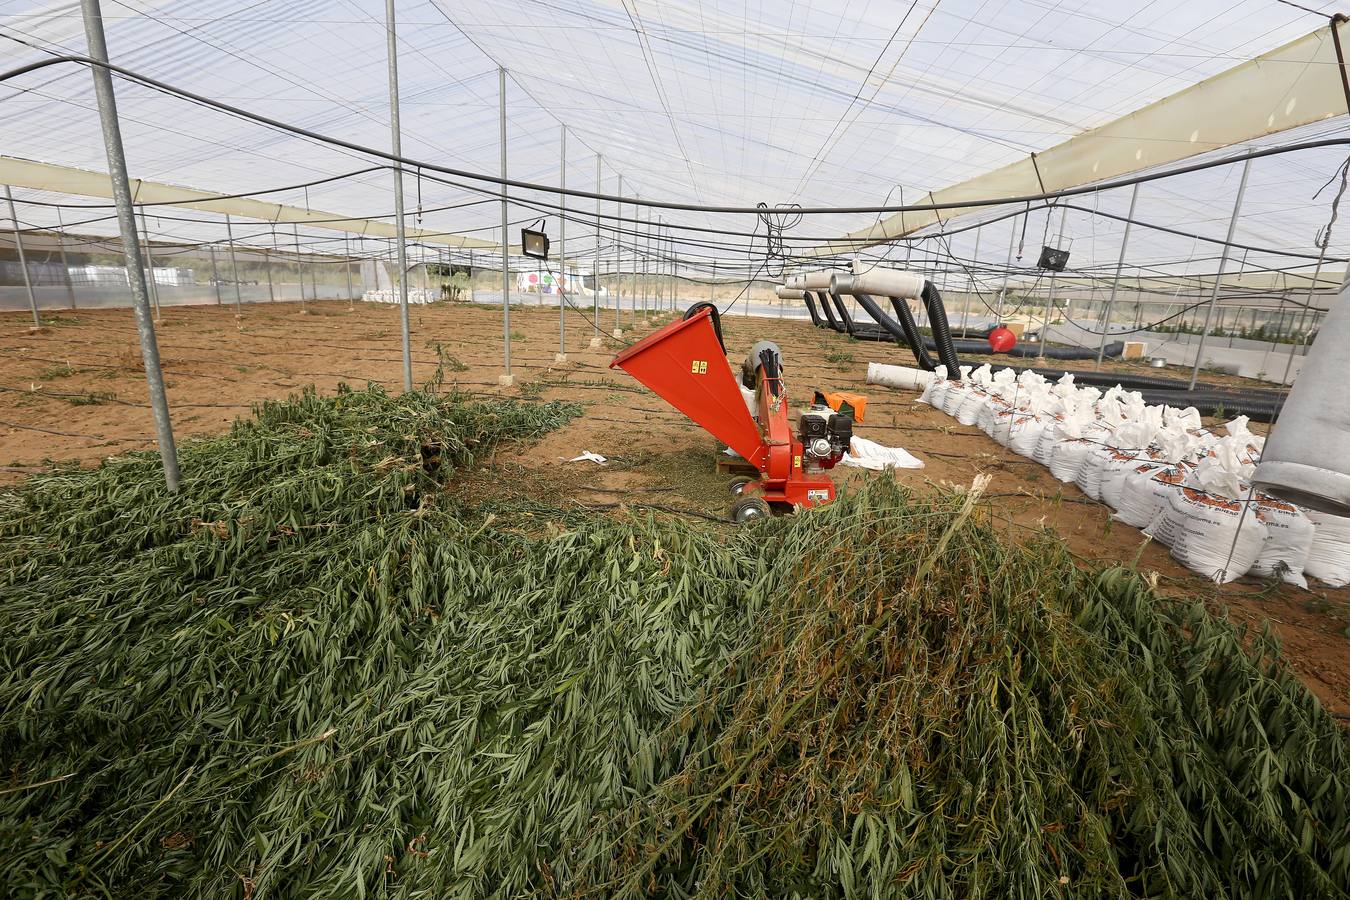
[0,385,1345,898]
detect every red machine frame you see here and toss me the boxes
[610,307,836,509]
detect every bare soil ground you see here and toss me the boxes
[4,299,1348,714]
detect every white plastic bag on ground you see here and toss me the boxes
[1251,494,1314,588]
[842,437,924,470]
[1149,484,1267,584]
[1304,510,1350,588]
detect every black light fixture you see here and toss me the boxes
[521,219,550,260]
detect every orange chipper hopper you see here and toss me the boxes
[610,304,853,522]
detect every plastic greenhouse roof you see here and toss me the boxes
[2,0,1350,281]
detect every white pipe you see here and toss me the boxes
[866,361,936,391]
[801,269,846,290]
[832,267,925,299]
[775,286,805,299]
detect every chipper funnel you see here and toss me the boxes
[610,307,767,467]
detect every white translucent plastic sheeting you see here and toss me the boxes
[0,0,1346,275]
[0,156,500,249]
[818,20,1350,254]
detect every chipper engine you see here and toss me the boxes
[610,302,852,523]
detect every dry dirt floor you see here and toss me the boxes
[4,298,1348,716]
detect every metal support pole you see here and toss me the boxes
[641,202,649,319]
[960,224,980,335]
[293,225,305,308]
[54,207,77,309]
[1096,182,1139,368]
[558,126,567,357]
[264,236,275,302]
[387,0,414,390]
[1037,206,1068,359]
[997,213,1018,321]
[592,154,601,342]
[138,206,161,319]
[614,174,623,333]
[468,248,475,302]
[3,185,40,328]
[209,246,221,304]
[79,0,179,490]
[224,213,242,315]
[1189,157,1251,390]
[1281,239,1329,385]
[343,234,352,306]
[270,227,281,301]
[655,217,663,311]
[497,67,511,379]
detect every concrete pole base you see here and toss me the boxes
[497,373,516,387]
[612,328,623,339]
[588,336,603,349]
[554,352,568,363]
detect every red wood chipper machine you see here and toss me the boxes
[610,303,853,523]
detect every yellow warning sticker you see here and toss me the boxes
[690,360,708,374]
[793,455,802,469]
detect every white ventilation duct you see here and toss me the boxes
[830,267,925,299]
[800,269,846,290]
[1253,276,1350,515]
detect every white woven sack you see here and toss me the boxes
[954,390,988,427]
[1304,510,1350,588]
[1250,495,1314,588]
[1149,485,1266,584]
[1114,464,1185,530]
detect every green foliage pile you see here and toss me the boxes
[0,386,1346,898]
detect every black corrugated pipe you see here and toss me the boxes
[852,291,939,370]
[829,291,857,336]
[817,290,845,332]
[802,291,823,327]
[1131,390,1284,423]
[919,281,962,375]
[834,326,1128,361]
[992,364,1289,398]
[683,301,726,353]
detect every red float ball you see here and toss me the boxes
[987,325,1016,353]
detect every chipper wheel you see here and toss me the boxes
[729,495,771,524]
[728,476,756,496]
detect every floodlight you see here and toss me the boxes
[521,225,550,260]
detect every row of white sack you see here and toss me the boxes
[917,372,1350,588]
[360,289,440,305]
